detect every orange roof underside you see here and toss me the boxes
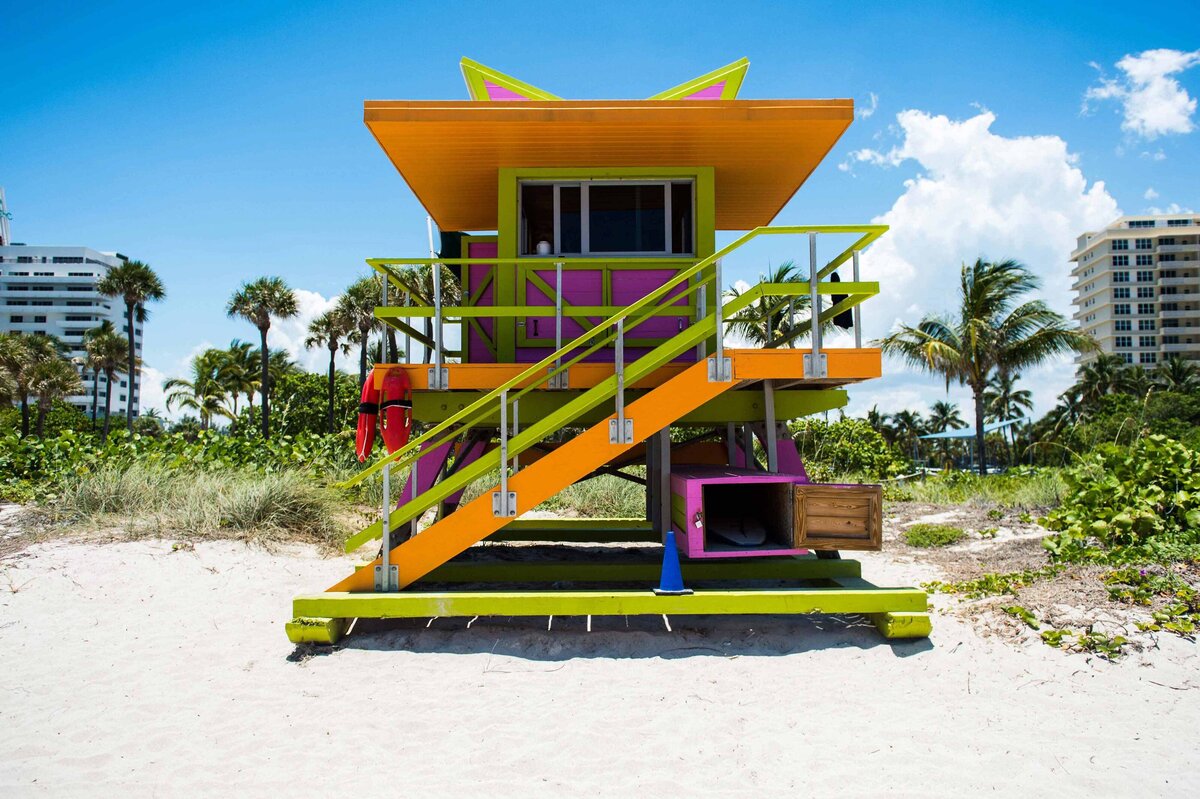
[364,99,853,231]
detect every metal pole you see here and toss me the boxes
[764,379,778,472]
[852,249,863,349]
[711,259,728,381]
[611,318,629,443]
[806,232,826,378]
[512,398,519,471]
[380,274,392,363]
[427,217,444,388]
[696,270,707,360]
[743,424,756,471]
[379,461,392,591]
[403,290,411,364]
[554,261,564,387]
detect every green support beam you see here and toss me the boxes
[293,585,930,619]
[415,388,848,426]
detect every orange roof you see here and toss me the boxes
[364,99,853,231]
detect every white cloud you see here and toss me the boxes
[857,92,879,120]
[838,146,903,173]
[1140,148,1167,161]
[1144,187,1159,200]
[264,289,340,373]
[1084,48,1200,139]
[847,109,1119,417]
[138,365,169,418]
[1145,202,1194,215]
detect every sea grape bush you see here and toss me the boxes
[0,428,360,502]
[789,417,908,481]
[1041,435,1200,563]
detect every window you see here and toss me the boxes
[1140,352,1157,364]
[1138,319,1156,331]
[30,300,50,306]
[5,300,26,306]
[16,256,33,263]
[1136,254,1153,266]
[1164,335,1180,344]
[1113,255,1129,266]
[1137,303,1155,315]
[1122,353,1134,364]
[9,315,23,323]
[52,256,83,264]
[1129,220,1156,229]
[1163,302,1179,311]
[518,180,694,256]
[1113,271,1130,282]
[1115,319,1132,331]
[1135,238,1152,250]
[1137,287,1154,299]
[1112,239,1129,251]
[1139,335,1157,347]
[66,300,91,307]
[1162,287,1178,295]
[1136,270,1154,282]
[66,271,93,277]
[33,315,46,323]
[65,315,94,322]
[1113,287,1130,299]
[1167,219,1192,227]
[1115,336,1132,348]
[1115,303,1131,315]
[1161,237,1176,246]
[67,286,91,292]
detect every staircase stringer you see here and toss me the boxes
[329,357,737,592]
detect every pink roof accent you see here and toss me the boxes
[484,81,530,101]
[684,81,726,100]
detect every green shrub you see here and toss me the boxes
[903,523,964,547]
[1041,435,1200,563]
[790,417,908,481]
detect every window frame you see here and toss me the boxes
[518,178,696,258]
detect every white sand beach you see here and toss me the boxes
[1,537,1198,797]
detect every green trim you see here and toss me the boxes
[295,585,929,619]
[649,58,750,101]
[285,617,347,645]
[869,611,933,639]
[460,57,562,101]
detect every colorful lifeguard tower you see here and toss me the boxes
[287,58,931,644]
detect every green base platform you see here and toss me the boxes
[287,557,930,645]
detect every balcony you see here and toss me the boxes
[1158,244,1199,253]
[1162,342,1198,353]
[1160,309,1198,319]
[1161,276,1199,287]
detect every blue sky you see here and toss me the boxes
[3,1,1198,420]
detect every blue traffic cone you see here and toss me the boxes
[654,530,693,596]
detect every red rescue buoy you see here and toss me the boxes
[355,368,380,462]
[379,368,413,454]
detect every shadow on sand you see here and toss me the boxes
[288,613,934,664]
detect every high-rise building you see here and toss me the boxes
[1071,214,1200,368]
[0,244,143,417]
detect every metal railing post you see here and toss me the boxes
[375,462,396,591]
[552,260,565,388]
[609,319,632,443]
[695,268,707,360]
[709,259,730,381]
[805,233,828,378]
[512,398,519,471]
[493,390,516,516]
[764,379,778,472]
[852,249,863,349]
[403,290,411,364]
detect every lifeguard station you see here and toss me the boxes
[287,58,931,644]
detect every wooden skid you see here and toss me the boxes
[869,611,933,639]
[293,585,928,620]
[421,556,862,584]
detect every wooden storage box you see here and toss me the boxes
[793,484,882,551]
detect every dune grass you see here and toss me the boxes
[887,469,1065,510]
[902,523,966,548]
[52,464,347,549]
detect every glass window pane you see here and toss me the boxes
[520,184,554,255]
[559,186,581,254]
[588,184,665,253]
[671,182,693,254]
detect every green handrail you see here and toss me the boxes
[339,225,887,490]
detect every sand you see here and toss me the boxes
[2,536,1198,797]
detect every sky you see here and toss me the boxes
[2,0,1198,422]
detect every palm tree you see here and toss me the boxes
[727,262,818,347]
[164,349,233,431]
[337,276,383,386]
[1153,355,1200,391]
[220,340,260,420]
[392,265,462,363]
[878,258,1091,475]
[0,333,61,437]
[28,357,83,437]
[305,308,353,433]
[927,400,967,469]
[890,409,926,462]
[83,325,127,440]
[1076,354,1129,405]
[984,371,1034,465]
[97,260,165,431]
[226,277,298,438]
[864,405,896,444]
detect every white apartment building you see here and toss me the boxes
[0,244,143,417]
[1071,214,1200,368]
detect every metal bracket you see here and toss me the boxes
[707,355,732,382]
[547,367,569,389]
[608,417,634,444]
[803,352,828,378]
[427,366,449,390]
[492,490,517,517]
[374,564,398,592]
